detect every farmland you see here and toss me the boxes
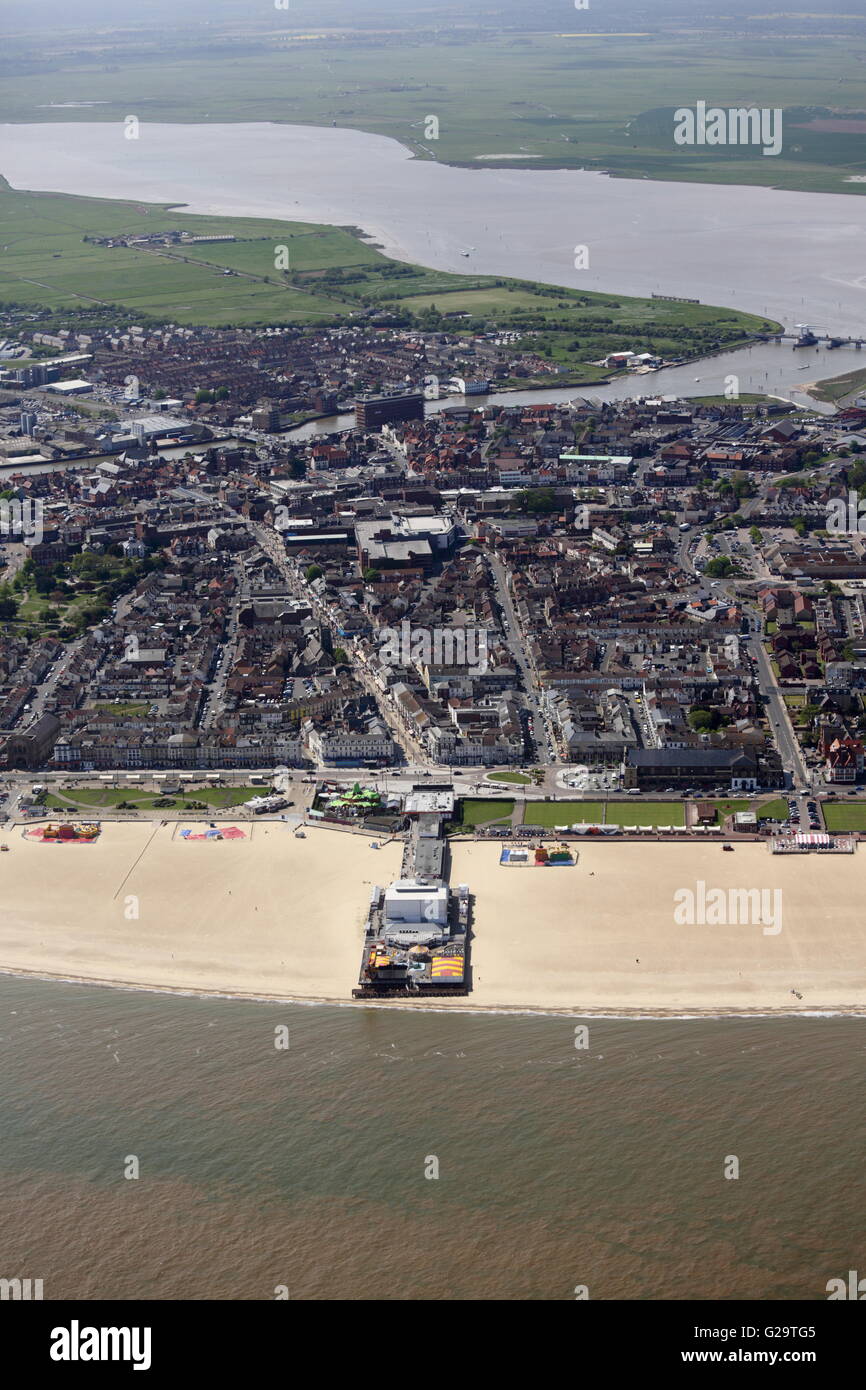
[0,180,774,366]
[1,20,865,196]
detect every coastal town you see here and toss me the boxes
[4,307,866,1011]
[6,0,866,1322]
[2,314,866,823]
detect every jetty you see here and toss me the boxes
[352,789,470,999]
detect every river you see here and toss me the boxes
[1,120,866,338]
[285,340,861,440]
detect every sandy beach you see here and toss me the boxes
[451,840,866,1014]
[0,821,402,1004]
[1,824,866,1014]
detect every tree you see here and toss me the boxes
[363,567,381,583]
[688,706,728,732]
[305,564,323,582]
[514,487,558,516]
[704,556,734,578]
[333,647,349,665]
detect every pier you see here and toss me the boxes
[352,789,470,999]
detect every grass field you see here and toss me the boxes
[602,801,686,827]
[520,802,602,827]
[487,770,531,785]
[1,25,865,196]
[92,702,150,717]
[520,800,686,827]
[691,394,776,407]
[459,798,515,827]
[758,799,789,821]
[43,786,263,811]
[822,802,866,832]
[706,799,752,822]
[0,178,775,360]
[0,183,356,326]
[808,366,866,406]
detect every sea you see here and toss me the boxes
[2,976,864,1301]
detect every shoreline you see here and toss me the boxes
[5,116,865,201]
[4,121,865,342]
[2,963,863,1021]
[3,824,866,1017]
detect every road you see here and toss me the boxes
[247,520,430,766]
[487,552,558,762]
[749,635,811,790]
[677,518,814,795]
[26,633,88,723]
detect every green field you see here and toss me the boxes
[0,184,356,327]
[519,800,686,827]
[0,179,775,365]
[44,785,263,811]
[602,801,686,827]
[459,798,515,827]
[487,770,531,785]
[691,394,776,407]
[707,799,752,822]
[823,802,866,832]
[520,801,603,827]
[758,798,789,821]
[2,23,865,197]
[92,702,150,717]
[808,366,866,406]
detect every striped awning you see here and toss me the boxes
[430,956,464,980]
